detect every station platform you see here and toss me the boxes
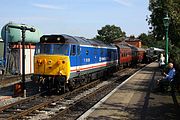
[78,62,180,120]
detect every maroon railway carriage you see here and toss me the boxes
[116,42,146,65]
[130,45,146,64]
[116,44,132,67]
[137,47,146,63]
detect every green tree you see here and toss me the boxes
[138,33,149,47]
[129,35,135,39]
[138,33,152,47]
[149,0,180,71]
[95,25,126,43]
[149,0,180,47]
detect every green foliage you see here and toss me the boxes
[138,33,150,46]
[170,46,180,71]
[149,0,180,47]
[95,25,126,43]
[129,35,135,39]
[138,33,165,48]
[149,0,180,71]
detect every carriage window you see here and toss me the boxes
[71,45,76,56]
[86,50,89,55]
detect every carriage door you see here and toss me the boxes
[70,45,81,74]
[76,45,81,72]
[70,45,77,73]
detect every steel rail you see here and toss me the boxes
[1,80,101,119]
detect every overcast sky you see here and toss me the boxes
[0,0,150,38]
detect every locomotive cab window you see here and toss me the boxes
[71,45,76,56]
[35,43,69,55]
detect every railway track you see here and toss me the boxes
[0,78,103,120]
[0,65,145,120]
[49,68,137,120]
[0,74,32,88]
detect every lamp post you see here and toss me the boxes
[163,13,170,65]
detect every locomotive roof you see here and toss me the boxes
[40,34,116,48]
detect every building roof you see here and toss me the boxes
[125,38,141,42]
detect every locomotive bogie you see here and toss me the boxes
[34,75,67,92]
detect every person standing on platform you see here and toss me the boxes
[159,53,165,68]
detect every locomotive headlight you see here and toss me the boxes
[44,37,48,41]
[57,37,61,41]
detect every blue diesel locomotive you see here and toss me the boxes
[33,34,118,92]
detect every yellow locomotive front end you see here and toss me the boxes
[34,54,71,92]
[33,35,71,92]
[34,54,70,77]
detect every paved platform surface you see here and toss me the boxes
[78,62,180,120]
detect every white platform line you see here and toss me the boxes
[77,66,146,120]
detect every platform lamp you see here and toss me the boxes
[163,13,170,65]
[7,25,35,98]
